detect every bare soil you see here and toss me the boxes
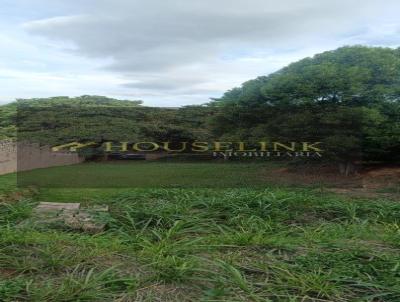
[263,164,400,200]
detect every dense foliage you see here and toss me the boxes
[1,96,212,145]
[0,46,399,169]
[210,46,400,166]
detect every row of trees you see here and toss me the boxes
[4,95,212,146]
[1,46,399,173]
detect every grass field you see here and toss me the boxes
[16,161,287,188]
[1,163,400,301]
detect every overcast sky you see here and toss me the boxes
[1,0,399,107]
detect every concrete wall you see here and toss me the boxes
[0,140,84,175]
[0,140,17,175]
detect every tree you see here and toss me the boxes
[210,46,400,173]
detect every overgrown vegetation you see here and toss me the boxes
[1,166,399,301]
[1,46,399,301]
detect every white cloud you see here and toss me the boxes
[1,0,399,106]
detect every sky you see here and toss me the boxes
[0,0,399,107]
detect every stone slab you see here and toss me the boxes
[35,202,80,212]
[29,202,108,234]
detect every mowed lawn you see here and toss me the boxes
[16,161,284,188]
[1,163,400,301]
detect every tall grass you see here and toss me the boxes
[1,183,399,301]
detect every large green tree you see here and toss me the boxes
[210,46,400,172]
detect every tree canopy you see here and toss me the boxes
[212,46,400,106]
[1,46,399,170]
[209,46,400,168]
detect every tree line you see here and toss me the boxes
[1,46,399,172]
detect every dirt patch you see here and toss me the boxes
[323,188,398,199]
[262,164,400,199]
[0,268,18,278]
[134,283,199,302]
[361,167,400,190]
